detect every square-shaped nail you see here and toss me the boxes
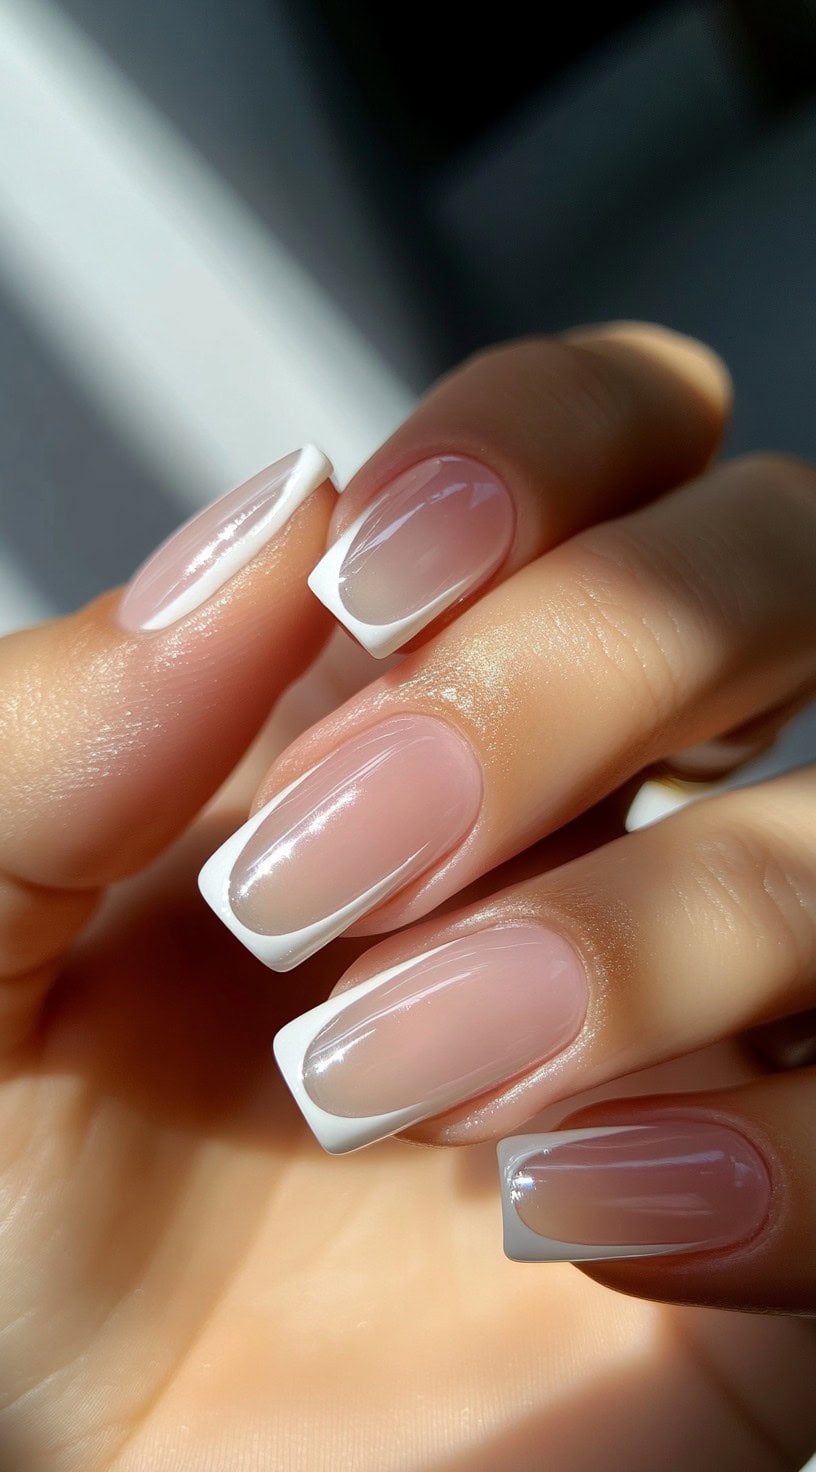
[498,1122,772,1262]
[198,714,483,971]
[308,455,515,657]
[273,925,587,1152]
[117,445,332,632]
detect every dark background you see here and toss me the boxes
[2,0,816,611]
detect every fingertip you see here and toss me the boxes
[116,446,334,635]
[0,455,337,891]
[563,320,733,421]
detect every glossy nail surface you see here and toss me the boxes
[308,455,515,656]
[198,714,482,971]
[273,925,587,1151]
[118,445,331,631]
[498,1121,772,1262]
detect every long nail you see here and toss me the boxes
[117,445,331,632]
[198,714,482,971]
[272,924,587,1151]
[498,1121,772,1262]
[308,455,515,657]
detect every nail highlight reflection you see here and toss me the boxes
[308,455,515,656]
[199,714,483,971]
[118,445,331,631]
[498,1121,772,1262]
[272,924,587,1150]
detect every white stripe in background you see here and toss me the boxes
[0,546,52,634]
[0,0,412,511]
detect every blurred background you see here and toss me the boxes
[2,0,816,791]
[2,0,816,633]
[0,5,814,1462]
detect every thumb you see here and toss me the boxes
[0,447,334,1010]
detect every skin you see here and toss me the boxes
[0,325,814,1471]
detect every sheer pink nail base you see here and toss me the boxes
[498,1123,772,1262]
[198,767,431,974]
[308,456,515,658]
[273,943,461,1151]
[498,1131,693,1262]
[118,445,332,632]
[198,714,482,971]
[309,510,473,658]
[273,923,587,1153]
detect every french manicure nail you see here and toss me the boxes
[117,445,332,632]
[308,455,515,657]
[198,714,482,972]
[498,1121,772,1262]
[272,924,588,1152]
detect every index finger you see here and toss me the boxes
[308,323,730,656]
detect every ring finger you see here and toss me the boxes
[268,766,815,1150]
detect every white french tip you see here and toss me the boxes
[273,943,452,1153]
[624,778,703,832]
[140,444,333,631]
[307,502,473,658]
[497,1130,706,1263]
[197,771,425,973]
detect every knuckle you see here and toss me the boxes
[559,448,816,747]
[562,530,691,736]
[689,820,816,979]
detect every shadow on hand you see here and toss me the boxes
[35,810,369,1152]
[425,1304,809,1472]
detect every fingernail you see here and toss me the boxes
[625,778,709,832]
[272,924,587,1152]
[498,1120,772,1262]
[198,714,482,971]
[117,445,332,632]
[308,455,515,657]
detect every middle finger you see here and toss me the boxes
[200,454,816,969]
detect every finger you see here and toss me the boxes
[308,323,730,656]
[496,1071,816,1318]
[269,765,816,1151]
[200,452,816,971]
[660,682,815,779]
[0,448,333,1001]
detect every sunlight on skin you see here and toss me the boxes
[0,1000,788,1472]
[0,635,808,1472]
[0,24,811,1445]
[0,1050,665,1471]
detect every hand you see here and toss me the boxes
[0,327,814,1471]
